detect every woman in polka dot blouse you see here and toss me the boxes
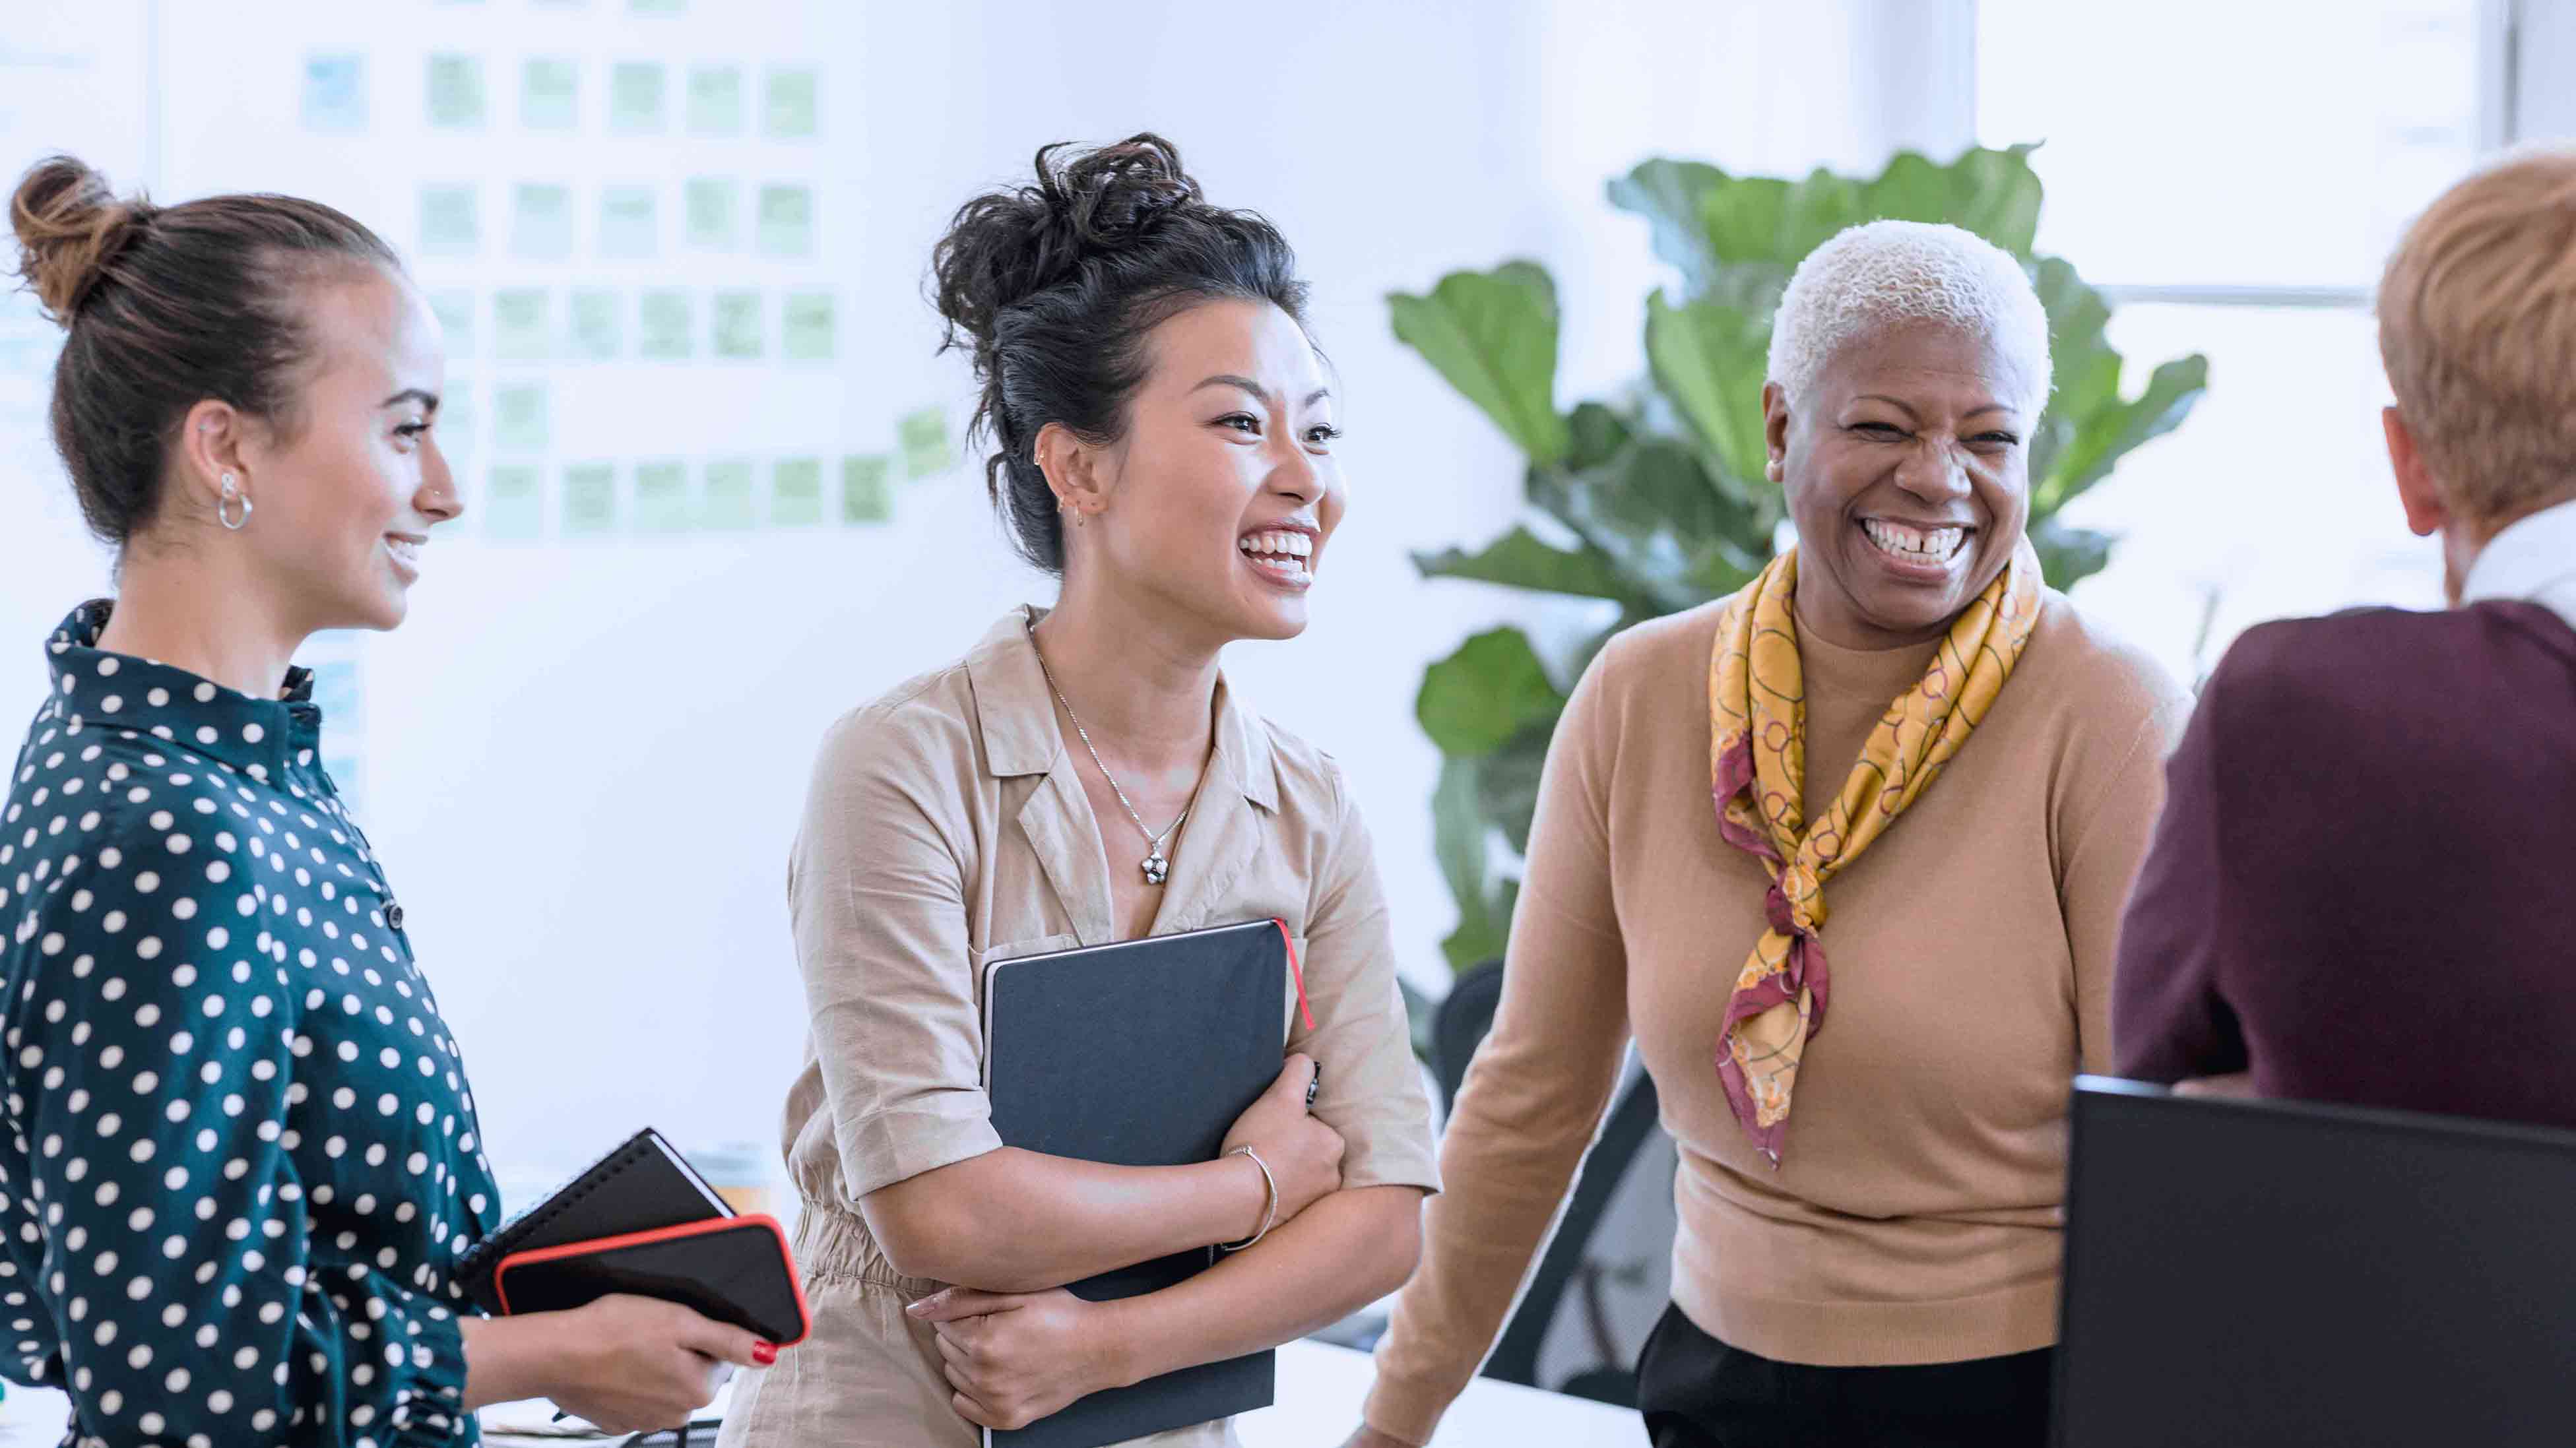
[1,160,767,1444]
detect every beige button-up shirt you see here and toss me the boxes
[719,609,1441,1448]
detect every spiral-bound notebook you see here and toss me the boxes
[455,1127,733,1313]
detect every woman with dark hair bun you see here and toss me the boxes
[724,134,1439,1445]
[0,157,768,1443]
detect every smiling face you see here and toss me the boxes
[1766,319,2038,648]
[231,267,462,634]
[1055,296,1344,645]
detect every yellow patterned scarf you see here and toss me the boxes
[1708,539,2043,1165]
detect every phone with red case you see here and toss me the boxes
[494,1214,812,1346]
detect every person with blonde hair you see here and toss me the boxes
[2114,146,2576,1127]
[1342,219,2187,1448]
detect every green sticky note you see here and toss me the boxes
[841,455,893,525]
[568,290,622,360]
[303,53,367,134]
[638,290,693,360]
[420,185,479,257]
[702,460,756,529]
[755,184,813,258]
[899,406,953,479]
[563,464,616,535]
[494,383,550,453]
[427,55,487,129]
[771,458,823,526]
[610,62,668,133]
[763,67,819,138]
[520,58,579,130]
[494,289,551,361]
[684,178,738,250]
[599,185,657,259]
[686,66,743,135]
[428,290,475,353]
[511,184,575,260]
[634,460,690,531]
[486,465,542,539]
[782,291,834,362]
[713,291,763,359]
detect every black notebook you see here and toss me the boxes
[455,1127,734,1314]
[977,919,1291,1448]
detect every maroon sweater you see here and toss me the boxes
[2113,600,2576,1130]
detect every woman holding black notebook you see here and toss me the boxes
[0,159,769,1442]
[724,135,1440,1446]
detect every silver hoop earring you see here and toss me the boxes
[218,473,253,531]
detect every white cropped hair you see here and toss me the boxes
[1765,220,2053,416]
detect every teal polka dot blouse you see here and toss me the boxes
[1,602,503,1445]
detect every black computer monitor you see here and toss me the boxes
[2055,1076,2576,1448]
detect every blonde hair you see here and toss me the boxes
[1767,220,2052,417]
[2377,144,2576,525]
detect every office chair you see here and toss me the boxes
[1431,960,1666,1407]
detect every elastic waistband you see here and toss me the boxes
[789,1199,944,1298]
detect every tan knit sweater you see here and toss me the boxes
[1365,590,2186,1442]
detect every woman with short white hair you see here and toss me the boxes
[1345,221,2187,1447]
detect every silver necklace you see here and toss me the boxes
[1025,619,1190,885]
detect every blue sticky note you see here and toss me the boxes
[303,53,368,134]
[521,58,580,131]
[420,185,480,258]
[511,184,575,260]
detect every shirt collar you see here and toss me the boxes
[964,606,1279,812]
[42,600,321,783]
[2462,496,2576,631]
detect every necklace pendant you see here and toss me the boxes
[1142,850,1170,886]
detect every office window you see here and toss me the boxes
[1978,0,2486,679]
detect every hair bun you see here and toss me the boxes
[10,156,155,325]
[930,133,1205,365]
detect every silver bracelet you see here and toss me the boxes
[1220,1145,1279,1252]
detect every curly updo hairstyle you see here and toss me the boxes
[7,155,401,548]
[930,133,1310,574]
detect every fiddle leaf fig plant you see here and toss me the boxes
[1395,144,2209,973]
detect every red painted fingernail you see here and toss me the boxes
[752,1341,778,1366]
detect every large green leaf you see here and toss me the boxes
[1565,400,1634,470]
[1389,261,1571,464]
[1440,880,1516,976]
[1412,525,1640,606]
[1858,147,2045,257]
[1776,168,1870,263]
[2032,517,2116,591]
[1475,720,1556,856]
[2036,354,2209,513]
[1607,159,1729,293]
[1416,627,1566,758]
[1698,175,1794,265]
[1431,757,1517,974]
[1644,292,1773,493]
[1535,440,1765,614]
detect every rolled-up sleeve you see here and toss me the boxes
[1288,766,1440,1196]
[789,708,1002,1203]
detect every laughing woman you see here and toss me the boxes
[718,135,1439,1447]
[1349,222,2190,1448]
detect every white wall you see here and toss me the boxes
[2,0,1925,1189]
